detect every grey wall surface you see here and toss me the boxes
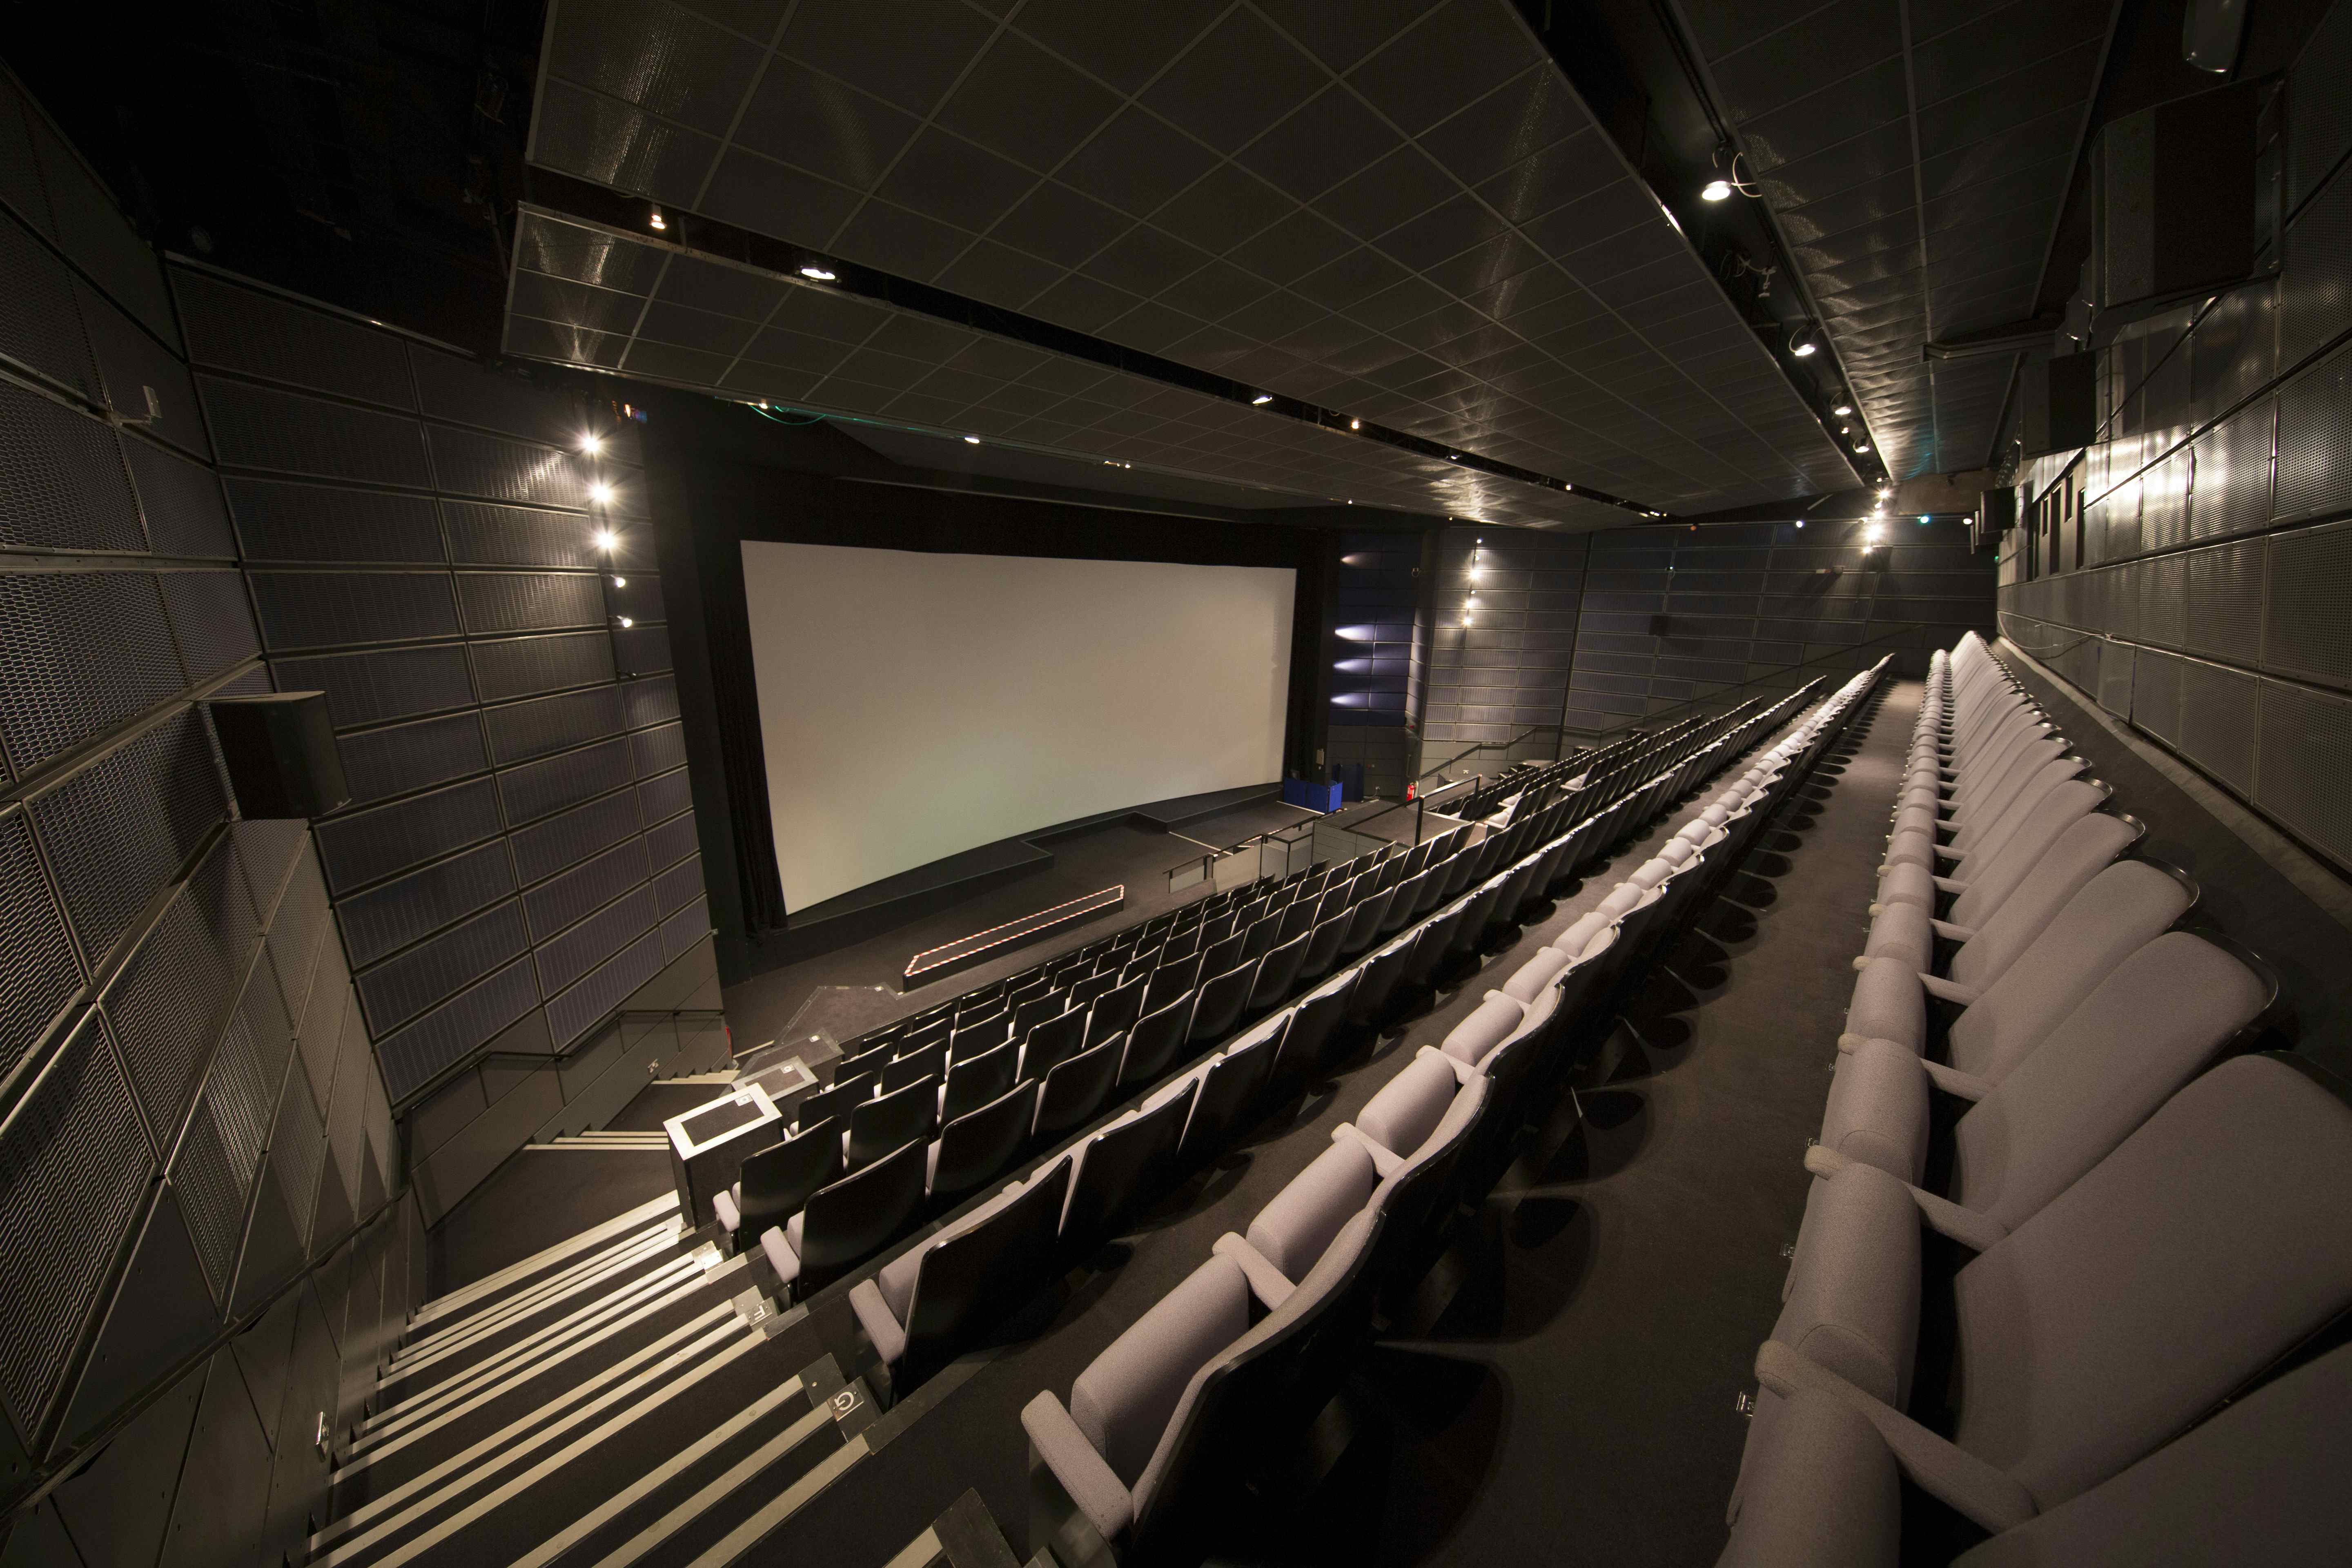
[1996,4,2352,878]
[1417,523,1588,779]
[0,69,420,1557]
[1563,517,1991,736]
[1326,530,1424,801]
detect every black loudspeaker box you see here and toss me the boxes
[209,693,351,819]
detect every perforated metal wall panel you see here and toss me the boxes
[523,836,648,941]
[408,348,580,445]
[2264,519,2352,690]
[293,971,347,1117]
[441,500,602,568]
[231,820,307,914]
[124,439,235,559]
[267,1060,324,1251]
[2138,450,2189,553]
[270,645,476,729]
[509,789,640,885]
[2186,402,2273,541]
[0,209,98,396]
[644,809,697,872]
[224,478,442,564]
[619,674,679,730]
[470,631,614,703]
[628,722,685,777]
[635,765,691,827]
[453,571,602,635]
[498,739,632,825]
[425,427,588,508]
[2254,678,2352,871]
[2278,153,2352,374]
[325,1013,368,1202]
[612,622,672,675]
[0,377,141,553]
[101,837,250,1138]
[607,573,662,623]
[2176,657,2260,795]
[355,899,532,1034]
[247,571,459,652]
[2131,647,2182,744]
[2138,551,2189,649]
[373,957,539,1101]
[333,839,514,969]
[0,806,80,1090]
[483,685,623,767]
[78,288,206,461]
[545,929,662,1049]
[660,896,709,963]
[2097,637,2135,716]
[334,712,488,806]
[533,886,655,998]
[263,855,331,1031]
[2184,539,2267,666]
[202,998,276,1198]
[311,777,502,894]
[653,852,702,915]
[0,1009,154,1436]
[0,571,185,778]
[2274,344,2352,522]
[172,271,416,409]
[29,710,226,971]
[158,571,262,681]
[196,376,430,488]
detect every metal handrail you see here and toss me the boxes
[1564,622,1934,743]
[1158,804,1323,882]
[1414,722,1570,786]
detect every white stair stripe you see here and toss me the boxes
[381,1236,679,1387]
[409,1195,679,1328]
[393,1228,674,1367]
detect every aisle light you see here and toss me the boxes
[612,575,627,587]
[1834,402,1853,416]
[617,616,634,628]
[593,529,617,551]
[1350,417,1361,430]
[589,481,615,504]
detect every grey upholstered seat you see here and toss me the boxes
[849,1159,1070,1381]
[1873,779,2111,924]
[927,1078,1037,1202]
[1860,812,2138,986]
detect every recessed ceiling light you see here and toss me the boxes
[1701,179,1733,201]
[963,434,980,444]
[647,208,667,232]
[1349,417,1361,430]
[1790,325,1821,357]
[1854,442,1872,452]
[1833,402,1853,416]
[1251,392,1273,405]
[617,616,633,628]
[800,265,836,281]
[612,575,626,587]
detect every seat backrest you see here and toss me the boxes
[1144,953,1202,1013]
[1085,972,1149,1049]
[796,1067,877,1132]
[1298,913,1351,982]
[1948,860,2195,1081]
[1035,1036,1123,1138]
[1953,1054,2352,1510]
[1120,989,1196,1087]
[1021,1005,1088,1081]
[1061,1079,1198,1247]
[846,1075,939,1169]
[940,1040,1019,1123]
[1179,1020,1285,1160]
[949,1013,1012,1060]
[1011,991,1064,1035]
[1446,884,1502,953]
[1246,931,1312,1012]
[1343,943,1410,1027]
[928,1079,1037,1200]
[797,1135,929,1275]
[901,1158,1074,1372]
[1188,960,1260,1043]
[882,1040,945,1091]
[1355,1050,1460,1160]
[1069,971,1118,1010]
[1245,1139,1379,1280]
[1239,916,1281,962]
[738,1118,843,1233]
[1950,813,2139,992]
[1070,1254,1251,1491]
[1363,1075,1489,1292]
[1946,780,2109,928]
[1274,899,1317,944]
[1199,929,1249,979]
[1954,932,2272,1230]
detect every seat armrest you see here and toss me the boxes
[1918,974,1979,1005]
[1928,918,1974,942]
[1835,1034,1913,1056]
[1930,874,1964,893]
[1754,1341,2036,1534]
[712,1191,741,1235]
[848,1278,909,1366]
[1802,1148,2005,1253]
[1919,1060,1994,1101]
[1415,1044,1479,1086]
[1022,1392,1135,1542]
[1931,841,1964,863]
[1331,1123,1406,1178]
[1211,1232,1296,1311]
[757,1225,800,1287]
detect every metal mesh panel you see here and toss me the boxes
[612,622,673,675]
[608,572,663,623]
[355,899,532,1034]
[441,500,602,567]
[2264,519,2352,690]
[499,739,632,825]
[172,269,415,407]
[454,571,603,635]
[484,684,622,766]
[629,721,685,777]
[30,710,227,971]
[335,710,488,806]
[523,836,648,940]
[660,895,710,963]
[224,477,443,564]
[311,776,503,893]
[374,957,539,1102]
[158,570,262,681]
[293,972,347,1118]
[0,1009,152,1432]
[2177,657,2260,794]
[636,765,691,826]
[263,853,331,1031]
[2255,677,2352,871]
[425,426,589,507]
[2138,450,2188,554]
[2138,551,2189,649]
[0,358,125,550]
[232,819,308,915]
[534,885,656,997]
[2274,347,2352,522]
[0,209,98,396]
[198,376,430,486]
[248,570,459,651]
[102,832,252,1138]
[2184,539,2266,666]
[2279,156,2352,372]
[510,789,640,885]
[645,808,697,871]
[2132,647,2182,744]
[470,630,614,702]
[0,571,185,778]
[408,347,578,444]
[269,1056,325,1250]
[205,993,277,1195]
[2097,638,2135,715]
[325,1015,369,1209]
[271,644,476,728]
[0,806,81,1090]
[334,838,514,968]
[653,851,702,915]
[171,1111,242,1305]
[2187,402,2273,540]
[621,673,679,730]
[365,1067,396,1196]
[545,928,662,1048]
[124,436,235,559]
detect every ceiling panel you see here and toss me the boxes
[1681,0,2117,480]
[526,0,1859,512]
[505,207,1638,528]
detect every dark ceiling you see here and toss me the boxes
[519,0,1861,519]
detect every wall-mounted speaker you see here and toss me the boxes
[2093,81,2257,312]
[2021,352,2098,456]
[1648,613,1671,637]
[209,693,351,819]
[2182,0,2249,74]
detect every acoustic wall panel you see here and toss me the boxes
[409,346,582,447]
[2176,657,2261,795]
[125,438,236,559]
[2256,678,2352,869]
[545,930,663,1049]
[470,631,615,703]
[636,765,691,826]
[0,570,186,778]
[333,840,514,970]
[373,958,540,1100]
[510,789,641,885]
[0,375,143,554]
[247,571,461,651]
[311,777,503,894]
[172,271,416,410]
[335,712,489,806]
[498,739,633,826]
[2132,646,2183,744]
[271,645,478,730]
[442,500,608,568]
[483,684,623,766]
[533,886,658,998]
[2265,519,2352,690]
[654,853,703,915]
[620,674,680,730]
[0,806,80,1090]
[524,837,649,941]
[454,571,604,635]
[158,570,263,682]
[225,478,443,564]
[355,899,533,1035]
[195,377,431,489]
[645,809,698,872]
[2273,343,2352,523]
[425,427,592,509]
[0,208,98,397]
[101,836,251,1140]
[661,896,711,962]
[2183,539,2266,666]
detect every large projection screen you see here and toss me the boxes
[741,541,1295,912]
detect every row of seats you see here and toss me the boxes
[1015,667,1889,1556]
[1719,631,2352,1565]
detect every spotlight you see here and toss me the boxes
[1701,178,1733,202]
[799,265,836,281]
[963,434,980,444]
[1877,486,1893,499]
[1349,417,1361,430]
[617,616,634,628]
[593,530,617,550]
[588,481,615,504]
[612,575,627,587]
[1790,325,1821,357]
[1918,514,1932,523]
[1795,519,1805,528]
[1463,615,1474,626]
[1854,442,1872,452]
[579,433,604,456]
[1252,392,1273,405]
[1833,402,1853,416]
[647,208,667,232]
